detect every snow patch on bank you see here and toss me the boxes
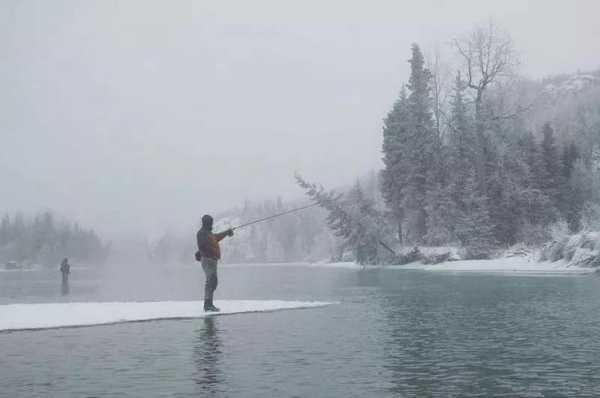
[214,252,598,274]
[319,256,596,275]
[0,300,333,332]
[394,258,595,274]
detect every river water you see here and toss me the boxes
[1,264,600,397]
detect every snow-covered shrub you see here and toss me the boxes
[540,231,600,267]
[460,244,499,260]
[422,252,452,265]
[504,243,531,258]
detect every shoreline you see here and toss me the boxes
[391,258,596,275]
[218,258,598,275]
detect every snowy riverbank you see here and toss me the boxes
[317,256,597,275]
[394,257,596,275]
[218,257,597,274]
[314,235,600,275]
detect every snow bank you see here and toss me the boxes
[317,256,596,275]
[394,257,595,275]
[0,300,333,332]
[216,254,598,274]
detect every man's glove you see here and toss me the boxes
[226,228,234,237]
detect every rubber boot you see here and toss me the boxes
[205,299,220,312]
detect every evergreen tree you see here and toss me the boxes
[523,131,544,190]
[517,131,554,229]
[0,215,9,246]
[561,142,580,180]
[0,211,110,265]
[561,142,584,232]
[454,170,497,258]
[345,181,381,264]
[482,136,516,245]
[565,159,595,233]
[405,44,436,242]
[380,44,437,244]
[380,88,410,243]
[540,123,562,213]
[442,73,478,244]
[296,174,391,265]
[424,181,455,245]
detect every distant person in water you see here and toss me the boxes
[60,257,70,295]
[196,215,234,312]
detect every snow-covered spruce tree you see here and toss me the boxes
[380,44,438,245]
[565,159,596,233]
[506,132,551,244]
[380,88,410,244]
[406,44,438,243]
[560,142,584,232]
[438,72,478,245]
[540,123,563,217]
[561,142,580,181]
[0,211,110,265]
[454,170,498,258]
[424,181,455,245]
[296,174,391,265]
[514,132,551,228]
[344,181,381,264]
[522,131,544,190]
[586,148,600,228]
[423,101,450,245]
[481,135,517,245]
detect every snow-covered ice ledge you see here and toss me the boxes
[0,300,333,332]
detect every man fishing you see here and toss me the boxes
[196,215,234,312]
[195,204,317,311]
[60,257,70,295]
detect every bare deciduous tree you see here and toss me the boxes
[453,20,518,131]
[427,45,452,142]
[453,21,519,186]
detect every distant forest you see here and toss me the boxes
[0,211,111,266]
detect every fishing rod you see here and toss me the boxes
[231,202,320,231]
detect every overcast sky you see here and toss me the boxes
[1,0,599,238]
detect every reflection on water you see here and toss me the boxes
[380,272,600,397]
[356,268,381,287]
[61,279,69,296]
[193,317,223,396]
